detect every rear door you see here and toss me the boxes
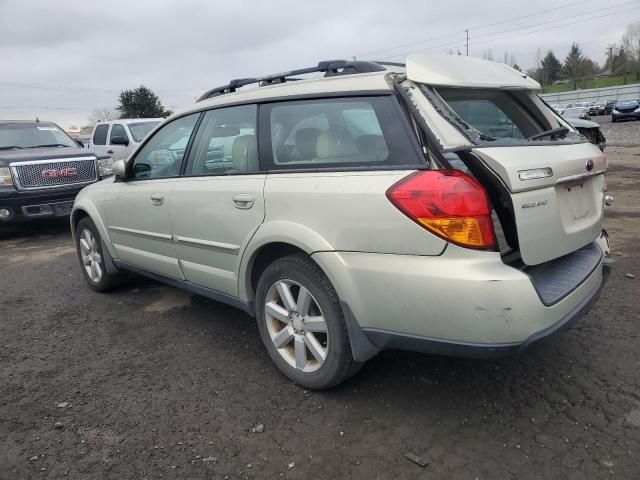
[90,123,109,157]
[170,104,265,297]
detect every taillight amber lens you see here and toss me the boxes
[386,170,496,250]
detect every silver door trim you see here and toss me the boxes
[109,225,173,241]
[172,235,240,254]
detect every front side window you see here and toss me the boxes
[129,113,199,179]
[185,105,258,176]
[128,121,161,142]
[92,124,109,145]
[109,124,128,144]
[265,97,418,169]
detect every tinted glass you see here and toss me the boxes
[185,105,258,175]
[265,97,417,169]
[0,123,76,149]
[129,114,199,179]
[447,99,524,139]
[109,124,127,143]
[93,124,109,145]
[128,121,161,142]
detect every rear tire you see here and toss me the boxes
[75,217,123,292]
[255,253,362,389]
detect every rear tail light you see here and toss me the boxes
[386,170,496,250]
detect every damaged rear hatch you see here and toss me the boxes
[401,54,606,266]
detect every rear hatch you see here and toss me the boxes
[403,54,606,266]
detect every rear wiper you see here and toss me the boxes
[526,127,569,141]
[26,143,69,149]
[0,145,23,150]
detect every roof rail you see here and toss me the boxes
[196,59,387,102]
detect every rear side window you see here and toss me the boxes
[262,96,421,170]
[93,124,108,145]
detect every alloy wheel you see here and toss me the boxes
[79,228,102,283]
[264,280,329,373]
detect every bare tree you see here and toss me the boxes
[88,108,118,125]
[621,22,640,81]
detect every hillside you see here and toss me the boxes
[541,74,639,93]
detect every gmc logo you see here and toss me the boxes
[42,167,78,178]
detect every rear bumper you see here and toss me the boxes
[0,185,85,224]
[313,238,610,361]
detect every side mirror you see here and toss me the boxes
[111,136,129,146]
[76,138,85,148]
[112,159,127,180]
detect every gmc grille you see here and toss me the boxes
[11,157,98,190]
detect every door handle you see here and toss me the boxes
[232,193,255,209]
[150,193,164,206]
[107,150,114,154]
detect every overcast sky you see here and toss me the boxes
[0,0,636,128]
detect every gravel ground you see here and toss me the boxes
[591,115,640,147]
[1,147,639,480]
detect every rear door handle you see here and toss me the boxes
[107,150,114,154]
[232,193,255,209]
[150,193,164,206]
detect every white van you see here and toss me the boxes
[90,119,162,161]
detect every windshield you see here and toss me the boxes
[424,85,583,146]
[128,121,161,142]
[0,122,76,150]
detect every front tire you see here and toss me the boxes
[75,217,122,292]
[255,253,361,389]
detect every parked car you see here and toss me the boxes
[562,107,591,120]
[566,118,606,151]
[90,119,162,161]
[612,100,640,122]
[588,104,605,116]
[0,120,111,226]
[605,100,616,115]
[72,55,611,389]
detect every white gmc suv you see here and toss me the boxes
[71,55,612,389]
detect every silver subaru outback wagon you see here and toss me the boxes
[71,55,611,389]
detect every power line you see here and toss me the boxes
[380,3,640,60]
[354,0,591,58]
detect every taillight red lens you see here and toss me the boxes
[386,170,496,250]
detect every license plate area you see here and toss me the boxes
[556,179,598,231]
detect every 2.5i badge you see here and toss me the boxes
[521,200,548,209]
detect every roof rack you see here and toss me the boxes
[196,59,388,102]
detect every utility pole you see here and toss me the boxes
[465,29,469,56]
[605,44,615,74]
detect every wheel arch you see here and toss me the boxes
[238,221,335,305]
[70,201,116,259]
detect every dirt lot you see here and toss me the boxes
[1,147,639,480]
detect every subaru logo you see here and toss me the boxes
[586,159,594,172]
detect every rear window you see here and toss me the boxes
[93,124,108,145]
[263,96,421,170]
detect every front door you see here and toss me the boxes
[171,105,265,297]
[107,123,132,161]
[103,113,201,278]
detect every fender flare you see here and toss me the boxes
[237,220,334,302]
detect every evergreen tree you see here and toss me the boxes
[117,86,172,119]
[564,43,584,90]
[541,50,562,85]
